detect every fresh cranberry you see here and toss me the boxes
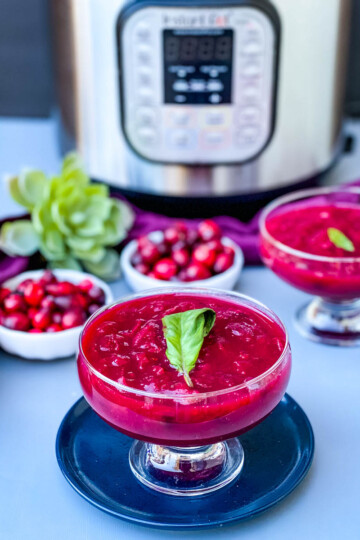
[38,270,56,286]
[172,246,190,267]
[3,293,27,313]
[156,241,169,255]
[139,242,161,265]
[130,251,143,266]
[135,262,150,275]
[213,253,234,273]
[28,307,38,320]
[0,308,4,324]
[192,244,217,268]
[24,282,45,307]
[164,226,184,245]
[32,308,52,330]
[40,295,56,311]
[186,228,199,246]
[181,263,211,281]
[198,219,221,242]
[16,279,33,293]
[88,304,102,316]
[88,286,105,304]
[206,239,223,253]
[54,295,73,311]
[3,312,30,331]
[137,235,152,250]
[77,279,94,293]
[147,271,157,279]
[62,309,86,330]
[29,328,43,333]
[52,312,62,325]
[223,245,236,259]
[174,221,188,234]
[46,324,62,333]
[71,292,89,310]
[46,281,75,296]
[0,287,11,303]
[153,258,177,280]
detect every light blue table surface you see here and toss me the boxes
[0,118,360,540]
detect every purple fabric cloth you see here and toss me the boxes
[0,214,29,285]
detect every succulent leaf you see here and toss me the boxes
[0,220,39,256]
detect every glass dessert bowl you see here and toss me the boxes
[260,186,360,346]
[77,288,291,496]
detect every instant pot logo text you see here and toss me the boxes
[163,13,229,27]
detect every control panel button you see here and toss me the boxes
[136,107,156,127]
[137,67,152,87]
[173,80,189,92]
[207,80,224,92]
[209,94,222,104]
[242,62,262,77]
[205,111,225,126]
[171,110,192,127]
[205,131,225,145]
[137,87,154,105]
[242,41,263,55]
[134,22,152,42]
[137,127,157,146]
[137,45,152,65]
[242,84,262,101]
[237,106,261,124]
[170,129,196,149]
[236,126,260,144]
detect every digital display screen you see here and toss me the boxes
[163,29,233,105]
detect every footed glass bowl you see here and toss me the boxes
[77,288,291,496]
[260,187,360,346]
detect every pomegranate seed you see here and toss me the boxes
[192,244,217,268]
[153,258,177,280]
[164,227,184,245]
[40,295,56,311]
[71,292,89,310]
[182,263,211,281]
[172,247,190,267]
[46,324,62,333]
[29,328,43,333]
[28,307,38,320]
[139,242,161,265]
[32,308,52,330]
[24,282,45,307]
[213,253,234,273]
[52,312,62,325]
[3,293,27,313]
[135,263,150,275]
[0,308,4,324]
[198,219,221,242]
[0,287,11,303]
[3,312,30,331]
[77,279,94,293]
[62,309,86,330]
[88,304,102,316]
[88,286,105,304]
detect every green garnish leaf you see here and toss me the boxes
[162,308,216,388]
[327,227,355,253]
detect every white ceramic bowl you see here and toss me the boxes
[120,232,244,293]
[0,269,113,360]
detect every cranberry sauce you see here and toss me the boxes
[78,293,291,446]
[81,294,285,393]
[261,202,360,299]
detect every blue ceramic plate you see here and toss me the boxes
[56,394,314,530]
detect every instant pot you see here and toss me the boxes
[52,0,352,218]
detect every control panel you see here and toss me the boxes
[118,5,278,164]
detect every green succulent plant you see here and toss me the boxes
[0,153,134,280]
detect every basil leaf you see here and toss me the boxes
[327,227,355,252]
[162,308,216,387]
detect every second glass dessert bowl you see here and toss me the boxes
[77,287,291,496]
[260,187,360,346]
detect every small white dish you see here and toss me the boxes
[120,232,244,293]
[0,269,113,360]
